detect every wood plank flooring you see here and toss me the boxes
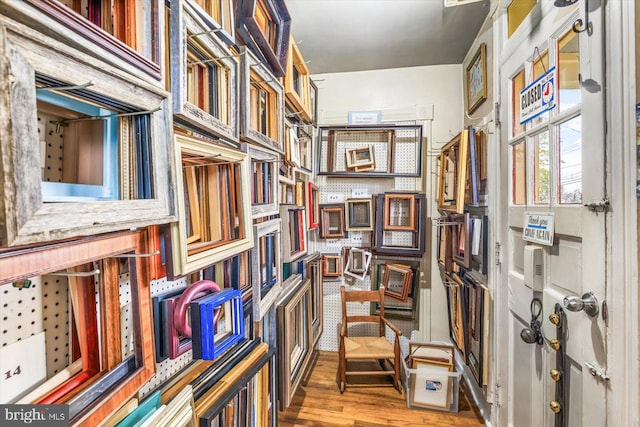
[278,351,485,426]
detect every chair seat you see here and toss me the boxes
[343,336,395,359]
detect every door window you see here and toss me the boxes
[508,28,582,207]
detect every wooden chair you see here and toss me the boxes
[338,285,402,393]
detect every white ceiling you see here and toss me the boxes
[285,0,490,74]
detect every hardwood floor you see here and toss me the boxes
[278,351,485,427]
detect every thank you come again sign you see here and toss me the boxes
[523,213,554,246]
[519,67,556,125]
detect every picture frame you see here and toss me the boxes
[170,133,253,277]
[152,287,186,362]
[343,248,372,281]
[0,231,156,427]
[374,193,427,257]
[0,33,176,247]
[322,254,343,278]
[239,47,285,154]
[190,0,236,45]
[250,219,282,321]
[466,43,487,114]
[461,271,489,387]
[437,217,455,273]
[370,258,420,320]
[408,342,455,368]
[409,360,453,410]
[170,0,239,142]
[191,288,244,360]
[317,125,423,178]
[14,0,163,80]
[309,79,319,127]
[345,145,375,169]
[437,130,469,214]
[320,204,347,239]
[307,182,320,229]
[284,36,312,123]
[345,198,374,231]
[382,262,414,302]
[465,126,479,206]
[383,193,416,231]
[236,0,291,78]
[276,275,312,410]
[305,252,324,348]
[279,204,307,262]
[242,143,280,218]
[452,213,472,269]
[444,272,467,359]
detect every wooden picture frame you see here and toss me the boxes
[309,79,318,127]
[191,0,236,45]
[382,262,414,302]
[307,182,320,229]
[444,272,467,358]
[452,213,472,269]
[146,225,168,281]
[374,194,427,257]
[279,204,307,262]
[305,252,324,348]
[465,126,479,206]
[437,217,455,273]
[12,0,162,80]
[0,231,155,427]
[0,31,175,248]
[383,193,416,231]
[284,36,312,123]
[345,145,375,169]
[250,219,282,321]
[170,133,253,277]
[408,342,455,367]
[409,360,453,410]
[276,275,312,410]
[295,125,314,174]
[343,248,372,281]
[242,143,280,218]
[319,204,347,239]
[370,258,420,320]
[466,43,487,114]
[236,0,291,78]
[191,288,244,360]
[437,130,469,214]
[322,254,343,278]
[170,0,239,142]
[345,198,373,231]
[239,47,285,154]
[317,125,422,178]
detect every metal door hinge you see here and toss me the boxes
[494,102,501,128]
[495,242,501,266]
[584,198,609,214]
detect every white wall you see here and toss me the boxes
[312,64,464,343]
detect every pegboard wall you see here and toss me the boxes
[314,122,428,351]
[0,266,191,403]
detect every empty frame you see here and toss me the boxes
[320,204,346,239]
[345,198,373,231]
[437,130,469,214]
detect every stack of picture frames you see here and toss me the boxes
[405,342,459,412]
[343,247,373,281]
[436,125,490,388]
[374,192,427,257]
[0,231,156,427]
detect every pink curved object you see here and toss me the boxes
[173,280,220,338]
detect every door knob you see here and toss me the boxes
[563,291,599,317]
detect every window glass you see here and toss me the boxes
[530,51,550,126]
[558,116,582,204]
[533,131,550,204]
[512,141,527,205]
[512,70,526,137]
[558,30,581,112]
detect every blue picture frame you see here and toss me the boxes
[191,288,244,360]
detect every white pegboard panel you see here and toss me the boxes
[138,276,190,399]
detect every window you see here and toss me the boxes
[507,25,583,207]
